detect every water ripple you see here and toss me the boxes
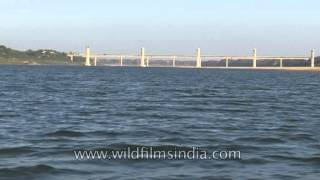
[0,66,320,179]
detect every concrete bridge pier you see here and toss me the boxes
[311,49,315,68]
[226,57,229,68]
[196,48,202,68]
[173,56,176,67]
[253,48,257,68]
[140,48,146,67]
[94,56,97,66]
[85,47,91,66]
[146,56,150,67]
[120,56,123,66]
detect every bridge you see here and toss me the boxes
[67,47,318,70]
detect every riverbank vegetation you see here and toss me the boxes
[0,45,83,65]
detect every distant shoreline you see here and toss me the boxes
[0,60,80,65]
[1,63,320,72]
[1,45,320,71]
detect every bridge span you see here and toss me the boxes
[68,47,317,70]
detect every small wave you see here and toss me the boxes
[86,144,195,152]
[217,108,250,113]
[267,155,320,165]
[45,130,85,137]
[235,137,285,144]
[0,114,21,118]
[207,144,263,152]
[0,164,56,177]
[159,137,189,144]
[239,158,272,165]
[0,164,87,178]
[288,133,317,142]
[88,130,122,137]
[272,174,299,180]
[0,146,34,156]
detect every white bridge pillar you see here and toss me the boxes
[120,56,123,66]
[94,56,97,66]
[146,56,149,67]
[311,49,315,68]
[196,48,202,68]
[85,47,91,66]
[140,48,146,67]
[173,56,176,67]
[280,58,283,68]
[253,48,257,68]
[226,57,229,68]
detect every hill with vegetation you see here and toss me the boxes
[0,45,83,65]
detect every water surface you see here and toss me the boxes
[0,65,320,179]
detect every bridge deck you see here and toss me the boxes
[67,48,317,69]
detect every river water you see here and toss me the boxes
[0,65,320,179]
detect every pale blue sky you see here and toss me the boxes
[0,0,319,55]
